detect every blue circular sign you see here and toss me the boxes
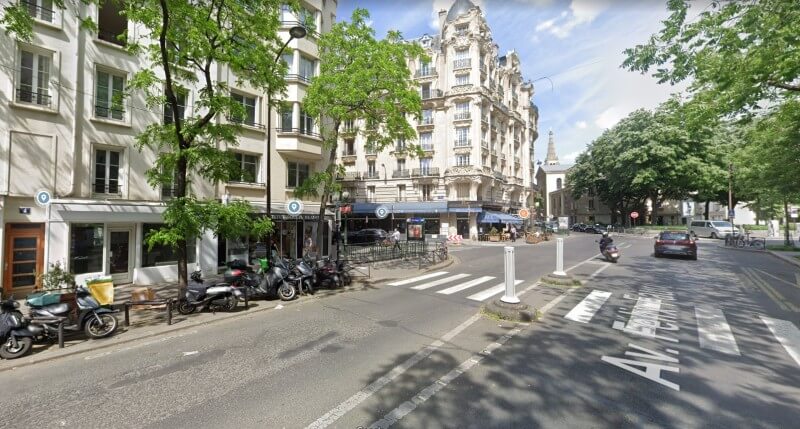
[35,190,51,207]
[375,205,389,219]
[286,199,304,216]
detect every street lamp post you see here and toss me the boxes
[265,25,306,263]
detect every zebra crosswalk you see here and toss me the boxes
[386,271,525,302]
[561,288,800,367]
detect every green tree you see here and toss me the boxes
[296,8,424,254]
[3,1,286,289]
[623,0,800,117]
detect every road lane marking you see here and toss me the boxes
[588,263,611,279]
[410,273,470,290]
[387,271,448,286]
[753,268,800,289]
[742,268,795,312]
[437,276,495,295]
[695,306,741,356]
[564,290,612,323]
[565,253,604,272]
[760,316,800,367]
[368,326,524,429]
[466,280,523,301]
[305,313,483,429]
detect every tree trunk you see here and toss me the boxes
[175,155,189,292]
[316,123,340,261]
[784,199,791,246]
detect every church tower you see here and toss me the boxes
[544,130,559,165]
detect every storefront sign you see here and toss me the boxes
[375,205,390,219]
[35,190,51,207]
[286,199,304,217]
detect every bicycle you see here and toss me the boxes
[736,233,766,250]
[435,242,448,261]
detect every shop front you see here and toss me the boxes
[346,202,448,237]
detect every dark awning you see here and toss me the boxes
[351,202,448,214]
[478,211,523,224]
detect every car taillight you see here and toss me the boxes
[656,240,664,245]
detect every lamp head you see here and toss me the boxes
[289,25,307,39]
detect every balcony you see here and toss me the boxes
[420,143,435,152]
[337,172,361,181]
[341,150,357,163]
[454,111,471,121]
[418,117,434,126]
[412,167,439,177]
[16,88,51,107]
[421,89,443,100]
[393,169,411,178]
[493,170,504,180]
[481,115,489,126]
[23,0,55,22]
[340,126,357,137]
[453,58,471,70]
[481,140,489,149]
[415,68,437,78]
[92,183,123,197]
[363,171,380,179]
[285,73,313,85]
[479,62,487,73]
[454,139,471,148]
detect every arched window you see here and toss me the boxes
[556,178,562,190]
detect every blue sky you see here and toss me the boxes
[336,0,688,164]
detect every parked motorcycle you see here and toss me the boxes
[224,259,297,301]
[313,258,343,289]
[177,270,244,315]
[0,298,35,359]
[602,244,620,263]
[292,257,317,295]
[26,286,118,340]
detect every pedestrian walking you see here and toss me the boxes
[392,228,402,253]
[510,225,517,242]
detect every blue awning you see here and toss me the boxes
[478,211,523,224]
[448,207,483,213]
[350,201,448,215]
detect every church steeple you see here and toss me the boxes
[545,129,559,165]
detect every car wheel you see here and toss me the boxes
[691,254,698,261]
[710,232,718,239]
[654,252,661,258]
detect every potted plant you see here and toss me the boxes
[488,227,501,242]
[38,261,76,292]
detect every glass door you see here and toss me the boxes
[109,227,133,284]
[3,223,45,294]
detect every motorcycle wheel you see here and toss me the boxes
[223,295,238,312]
[177,300,197,315]
[304,279,315,295]
[0,337,33,359]
[333,274,343,289]
[85,314,118,339]
[278,282,297,301]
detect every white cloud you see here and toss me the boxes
[576,121,587,129]
[535,0,610,39]
[562,150,583,164]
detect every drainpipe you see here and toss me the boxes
[68,3,88,197]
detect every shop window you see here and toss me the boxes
[69,224,104,274]
[141,224,196,267]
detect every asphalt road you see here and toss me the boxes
[1,234,798,428]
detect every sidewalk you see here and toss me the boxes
[0,256,459,372]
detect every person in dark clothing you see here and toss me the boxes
[599,232,613,252]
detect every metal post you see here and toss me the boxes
[124,304,130,327]
[167,299,173,325]
[501,246,519,304]
[553,237,567,277]
[58,321,64,349]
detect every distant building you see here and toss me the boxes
[336,0,540,240]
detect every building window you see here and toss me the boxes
[160,166,178,199]
[17,48,51,106]
[456,183,469,199]
[69,224,104,275]
[344,139,355,156]
[300,108,314,135]
[281,52,293,72]
[420,132,433,151]
[231,92,258,126]
[94,149,121,194]
[588,199,595,210]
[588,187,595,197]
[97,0,127,46]
[421,82,431,99]
[420,60,431,75]
[367,161,376,178]
[24,0,55,22]
[398,185,406,202]
[397,159,406,172]
[280,105,293,131]
[421,184,433,201]
[287,161,310,188]
[142,224,196,267]
[420,157,432,174]
[455,24,468,36]
[367,186,375,202]
[456,154,470,167]
[299,56,315,82]
[455,73,469,86]
[556,178,563,190]
[95,69,125,120]
[280,4,294,22]
[455,127,469,146]
[233,152,259,183]
[422,109,433,124]
[163,90,187,124]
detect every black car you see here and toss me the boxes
[346,228,389,245]
[583,224,605,234]
[571,223,586,232]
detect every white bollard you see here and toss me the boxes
[553,237,567,277]
[501,246,520,304]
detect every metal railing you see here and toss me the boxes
[454,139,471,147]
[337,172,361,180]
[363,171,380,179]
[341,241,430,263]
[22,0,54,22]
[93,183,122,195]
[275,127,321,138]
[415,68,437,78]
[230,117,265,129]
[285,73,313,84]
[454,111,471,120]
[392,169,410,178]
[421,89,443,99]
[412,167,439,177]
[420,117,434,125]
[95,104,125,120]
[16,88,51,106]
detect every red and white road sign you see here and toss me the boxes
[630,211,640,219]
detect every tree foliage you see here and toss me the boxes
[623,0,800,118]
[297,8,424,253]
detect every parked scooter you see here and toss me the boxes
[292,257,317,295]
[26,286,118,340]
[313,258,343,289]
[177,270,244,314]
[224,259,297,301]
[0,298,35,359]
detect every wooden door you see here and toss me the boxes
[3,223,45,294]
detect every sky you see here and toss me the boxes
[336,0,689,164]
